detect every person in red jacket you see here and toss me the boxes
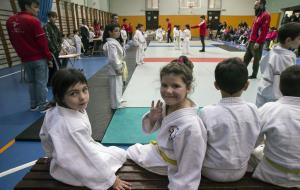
[128,22,133,40]
[166,18,173,43]
[6,0,52,112]
[243,0,271,79]
[191,15,207,52]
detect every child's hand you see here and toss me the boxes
[113,176,131,190]
[149,100,163,126]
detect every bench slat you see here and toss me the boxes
[15,180,89,190]
[15,158,295,190]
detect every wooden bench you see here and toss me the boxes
[15,158,295,190]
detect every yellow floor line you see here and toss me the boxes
[0,139,15,154]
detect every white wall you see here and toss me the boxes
[70,0,109,11]
[159,0,207,15]
[110,0,145,15]
[110,0,256,16]
[221,0,254,15]
[268,0,300,12]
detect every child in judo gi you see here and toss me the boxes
[252,65,300,188]
[256,22,300,107]
[40,69,131,190]
[127,56,207,190]
[199,57,261,182]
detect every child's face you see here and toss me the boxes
[287,36,300,49]
[63,82,89,111]
[49,16,57,23]
[109,27,120,39]
[26,3,39,16]
[160,74,190,107]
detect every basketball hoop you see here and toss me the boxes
[187,1,195,9]
[187,1,195,14]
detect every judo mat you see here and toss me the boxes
[15,67,112,141]
[15,47,139,142]
[212,44,245,52]
[122,61,259,107]
[101,107,158,145]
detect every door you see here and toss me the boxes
[207,11,221,30]
[146,11,159,30]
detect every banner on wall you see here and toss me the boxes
[38,0,53,25]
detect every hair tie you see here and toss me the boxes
[178,57,184,64]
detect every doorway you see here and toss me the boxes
[146,11,159,30]
[207,11,221,30]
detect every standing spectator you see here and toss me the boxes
[44,11,62,85]
[122,18,129,33]
[73,29,82,59]
[93,19,100,38]
[243,0,271,79]
[80,19,89,56]
[128,22,133,40]
[264,27,278,51]
[289,12,297,22]
[166,18,172,43]
[108,14,123,44]
[6,0,52,112]
[281,14,290,25]
[111,14,119,25]
[223,21,228,29]
[191,15,207,52]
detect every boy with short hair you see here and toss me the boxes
[6,0,52,112]
[252,65,300,188]
[199,57,261,182]
[256,22,300,107]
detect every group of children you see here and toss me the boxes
[156,25,192,54]
[39,22,300,190]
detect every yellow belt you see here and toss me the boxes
[150,140,177,166]
[265,157,300,175]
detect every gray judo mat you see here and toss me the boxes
[213,44,245,52]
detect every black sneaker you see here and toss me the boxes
[30,106,39,111]
[199,50,205,52]
[248,75,257,79]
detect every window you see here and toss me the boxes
[146,0,159,9]
[180,0,201,8]
[208,0,222,9]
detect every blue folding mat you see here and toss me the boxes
[101,107,158,145]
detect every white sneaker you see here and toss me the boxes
[120,98,127,103]
[117,101,127,109]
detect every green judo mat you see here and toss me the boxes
[101,107,158,145]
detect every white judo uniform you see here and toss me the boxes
[155,28,163,42]
[62,38,76,54]
[120,29,127,48]
[256,45,296,107]
[103,38,125,109]
[40,105,127,190]
[252,96,300,189]
[74,34,82,56]
[173,28,180,50]
[127,102,207,190]
[134,29,147,65]
[182,29,191,55]
[199,97,261,182]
